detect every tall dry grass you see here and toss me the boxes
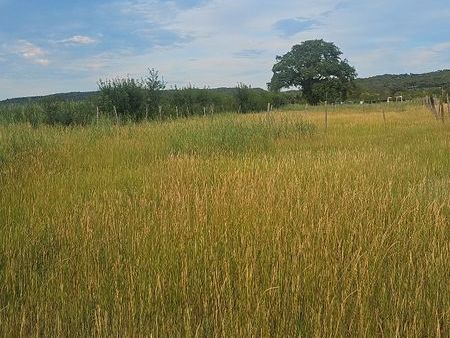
[0,104,449,337]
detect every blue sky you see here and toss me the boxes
[1,0,450,99]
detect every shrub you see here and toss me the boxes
[97,68,166,121]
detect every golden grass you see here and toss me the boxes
[0,104,449,337]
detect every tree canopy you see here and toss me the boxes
[269,39,357,104]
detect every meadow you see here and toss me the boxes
[0,103,449,337]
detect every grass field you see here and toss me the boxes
[0,104,449,337]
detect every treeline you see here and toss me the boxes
[95,69,295,121]
[0,70,299,126]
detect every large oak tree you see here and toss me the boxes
[269,39,357,104]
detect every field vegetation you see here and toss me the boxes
[0,81,293,127]
[0,103,449,337]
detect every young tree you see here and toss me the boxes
[97,77,146,120]
[235,83,251,113]
[144,68,166,117]
[268,39,357,104]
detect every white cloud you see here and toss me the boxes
[18,40,45,58]
[72,0,450,85]
[59,35,97,45]
[404,42,450,71]
[104,0,340,88]
[15,40,50,66]
[34,58,50,66]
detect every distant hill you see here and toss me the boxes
[352,70,450,100]
[0,91,98,105]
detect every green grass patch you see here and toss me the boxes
[168,115,316,156]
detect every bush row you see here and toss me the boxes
[0,86,300,126]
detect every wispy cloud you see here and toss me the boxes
[117,0,179,25]
[273,18,320,37]
[407,42,450,69]
[234,49,266,59]
[59,35,97,45]
[15,40,50,66]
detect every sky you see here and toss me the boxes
[1,0,450,99]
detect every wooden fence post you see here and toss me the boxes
[429,96,438,119]
[158,106,162,120]
[325,103,328,131]
[96,106,99,122]
[145,105,148,120]
[113,106,119,124]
